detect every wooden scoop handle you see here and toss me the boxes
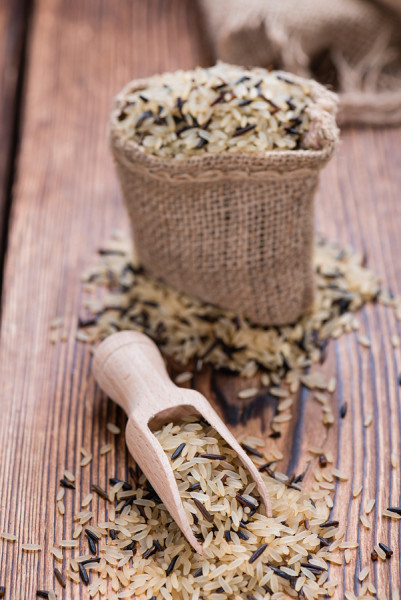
[93,331,206,553]
[92,331,180,420]
[93,331,272,553]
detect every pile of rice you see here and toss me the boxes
[52,419,354,599]
[113,63,316,158]
[4,418,399,599]
[75,233,384,385]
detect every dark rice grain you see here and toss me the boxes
[320,520,339,528]
[200,453,226,460]
[386,506,401,515]
[78,563,89,586]
[193,498,214,523]
[91,484,109,501]
[241,443,263,458]
[249,543,267,564]
[59,478,75,490]
[232,124,257,138]
[171,443,186,460]
[85,529,100,542]
[54,568,66,588]
[166,555,179,576]
[88,536,97,555]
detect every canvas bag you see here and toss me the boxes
[199,0,401,126]
[110,72,338,326]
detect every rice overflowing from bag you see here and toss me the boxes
[77,233,382,383]
[114,63,317,158]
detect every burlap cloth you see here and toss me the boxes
[110,72,338,326]
[198,0,401,126]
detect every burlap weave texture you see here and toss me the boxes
[110,73,338,326]
[199,0,401,126]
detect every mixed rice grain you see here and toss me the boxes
[49,417,346,599]
[78,234,382,384]
[114,63,316,159]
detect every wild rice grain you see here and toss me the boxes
[78,563,89,586]
[166,555,179,576]
[91,484,109,501]
[85,529,100,542]
[193,498,213,523]
[59,478,75,489]
[54,568,66,588]
[249,543,267,563]
[241,443,263,458]
[200,453,226,460]
[320,520,339,528]
[386,506,401,515]
[171,443,186,460]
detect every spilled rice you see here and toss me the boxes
[75,233,387,387]
[3,419,400,598]
[27,418,398,600]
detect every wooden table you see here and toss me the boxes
[1,1,401,598]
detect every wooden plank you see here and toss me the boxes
[0,0,30,274]
[0,0,211,597]
[0,0,401,598]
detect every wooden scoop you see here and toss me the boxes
[93,331,272,554]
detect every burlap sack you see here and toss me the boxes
[109,73,338,326]
[198,0,401,126]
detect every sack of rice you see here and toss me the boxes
[109,63,338,326]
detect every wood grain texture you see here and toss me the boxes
[0,0,31,273]
[0,0,400,597]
